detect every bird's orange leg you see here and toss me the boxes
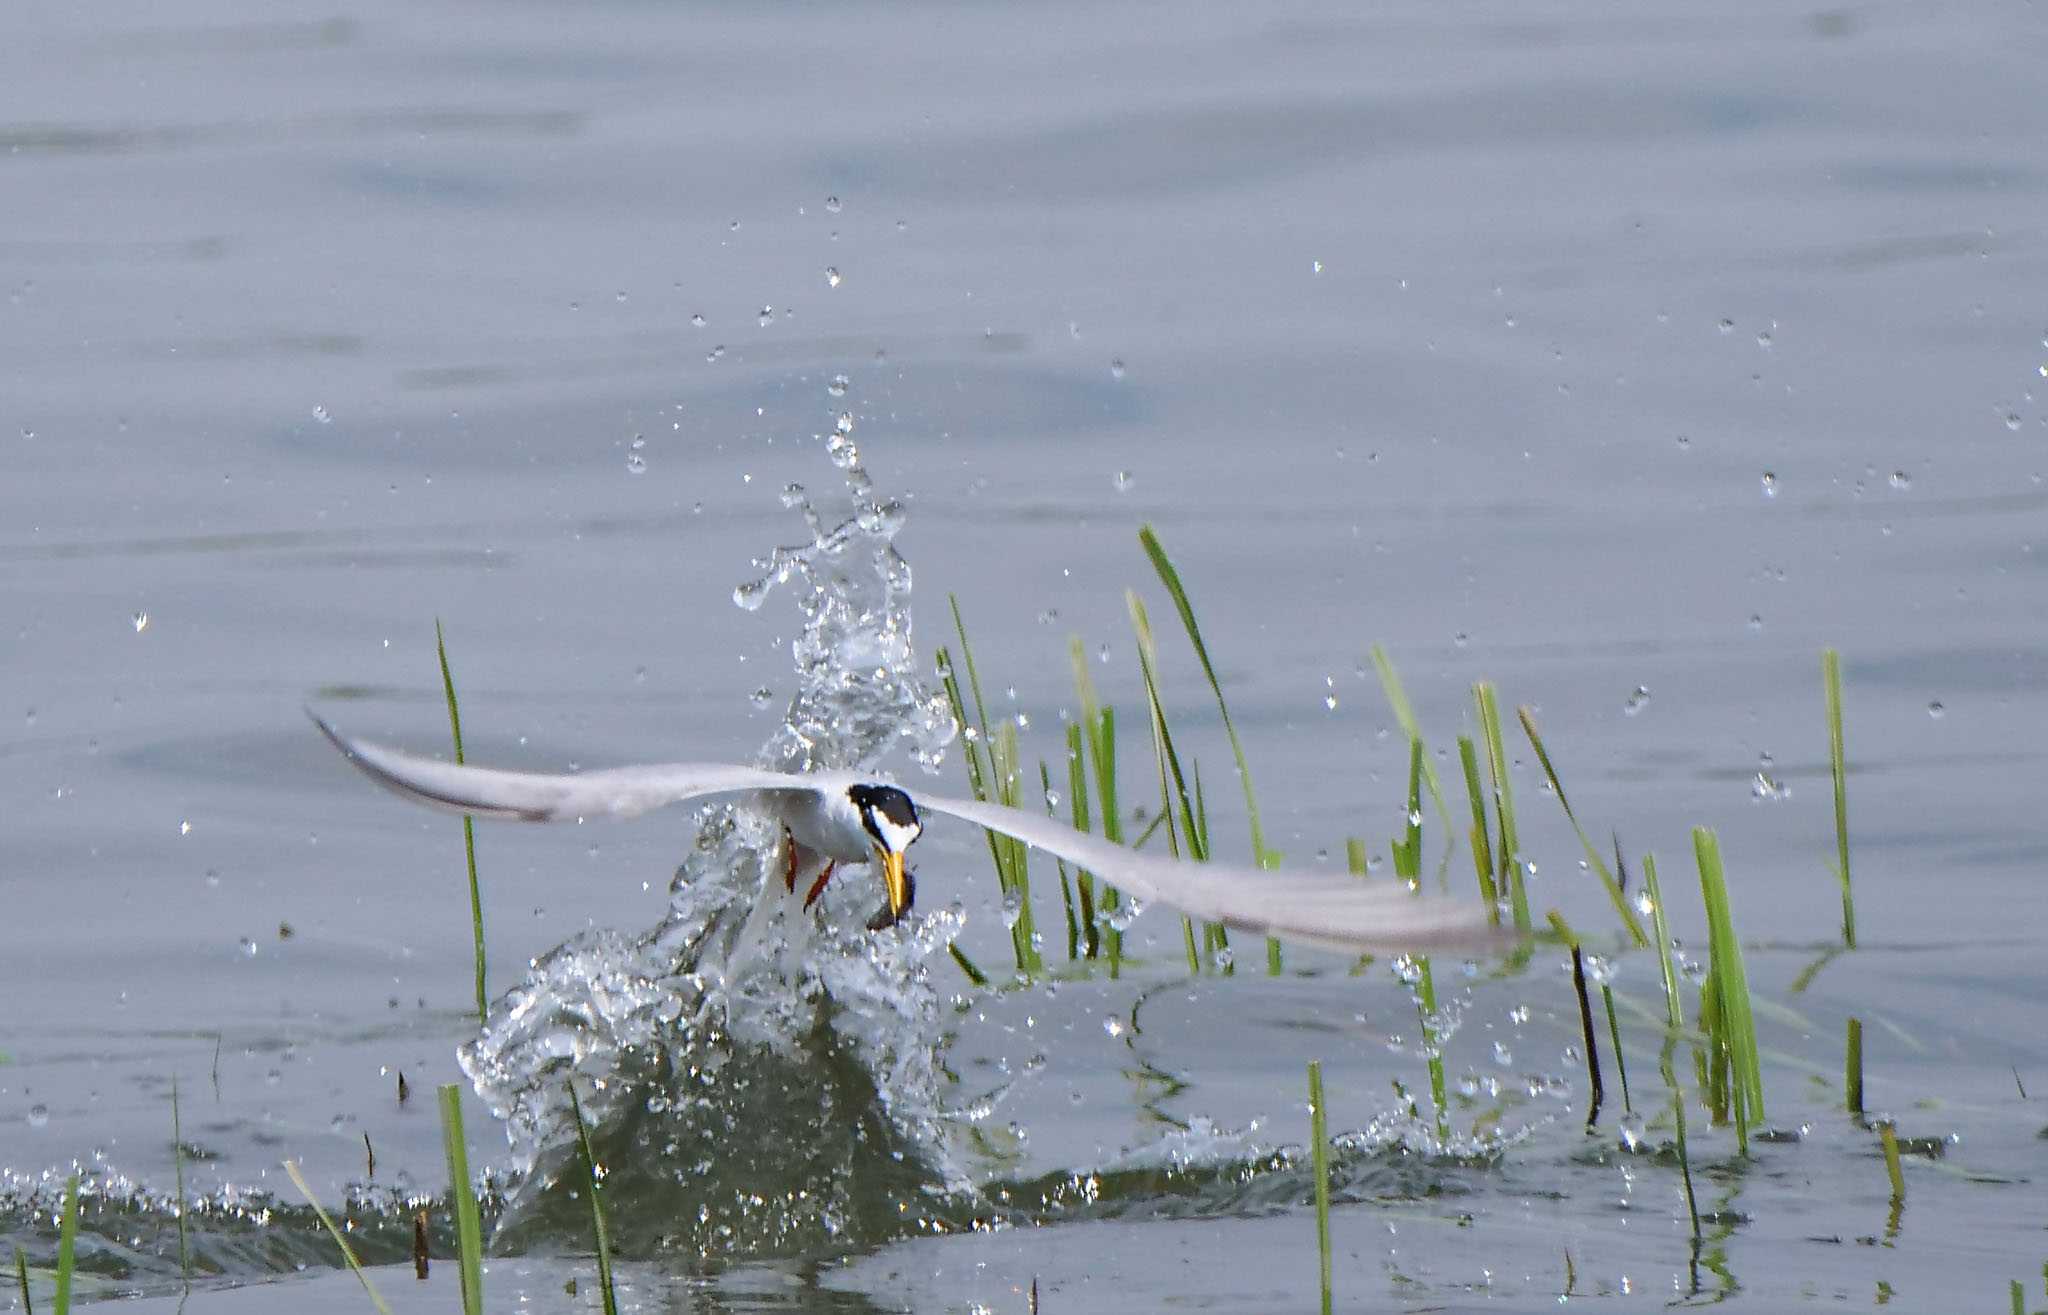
[803,861,838,910]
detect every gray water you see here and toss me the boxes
[5,0,2048,1309]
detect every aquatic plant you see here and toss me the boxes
[439,1085,485,1315]
[282,1162,391,1315]
[1823,648,1855,947]
[566,1081,620,1315]
[435,619,489,1023]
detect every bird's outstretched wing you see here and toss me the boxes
[310,713,811,822]
[918,792,1510,956]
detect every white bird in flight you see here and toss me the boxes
[311,714,1506,957]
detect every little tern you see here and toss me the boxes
[311,714,1505,956]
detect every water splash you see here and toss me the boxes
[456,428,965,1256]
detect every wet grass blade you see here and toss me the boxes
[171,1076,190,1288]
[1140,526,1281,973]
[1846,1017,1864,1117]
[1069,638,1124,971]
[1695,828,1764,1151]
[565,1081,619,1315]
[1307,1060,1333,1315]
[1474,683,1529,931]
[1878,1121,1906,1201]
[13,1243,29,1315]
[1391,738,1449,1143]
[1603,985,1632,1115]
[435,619,488,1024]
[51,1175,77,1315]
[1065,723,1099,959]
[438,1084,485,1315]
[1517,707,1648,946]
[1127,589,1209,971]
[1368,644,1454,836]
[1570,944,1605,1127]
[1642,853,1701,1238]
[1823,648,1856,948]
[1456,736,1500,913]
[282,1161,393,1315]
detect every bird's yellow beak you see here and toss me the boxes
[875,843,911,923]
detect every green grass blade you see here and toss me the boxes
[1040,760,1080,960]
[437,1085,485,1315]
[1455,736,1500,914]
[171,1076,189,1287]
[282,1162,393,1315]
[1127,589,1208,970]
[1474,684,1528,931]
[1641,852,1701,1238]
[435,619,489,1023]
[1878,1121,1905,1201]
[1138,526,1281,973]
[1367,645,1455,836]
[1602,985,1631,1115]
[1065,723,1099,959]
[565,1081,619,1315]
[948,943,990,987]
[1345,838,1368,876]
[1822,648,1855,948]
[1695,828,1764,1150]
[51,1175,77,1315]
[13,1243,29,1315]
[1845,1017,1864,1116]
[1516,706,1649,946]
[1069,639,1124,970]
[1307,1060,1333,1315]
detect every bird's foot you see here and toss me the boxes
[802,861,837,910]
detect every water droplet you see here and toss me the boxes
[835,411,855,436]
[1101,1015,1126,1039]
[2005,412,2023,431]
[26,1105,49,1129]
[311,404,333,424]
[1927,700,1945,719]
[238,937,259,957]
[1111,469,1134,493]
[732,580,766,611]
[824,195,842,214]
[1718,318,1736,335]
[132,611,150,633]
[1748,613,1764,632]
[1890,470,1911,491]
[706,344,725,363]
[1755,331,1773,350]
[1492,1041,1514,1066]
[1675,433,1691,450]
[179,820,192,836]
[1109,359,1126,381]
[825,267,842,289]
[1618,1112,1646,1151]
[757,306,775,327]
[1043,788,1061,809]
[1760,471,1777,498]
[1311,259,1324,275]
[1453,631,1469,648]
[625,435,647,476]
[1623,685,1650,717]
[1211,945,1235,971]
[690,313,706,327]
[749,687,774,709]
[827,373,849,398]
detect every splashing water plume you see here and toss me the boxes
[458,429,965,1256]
